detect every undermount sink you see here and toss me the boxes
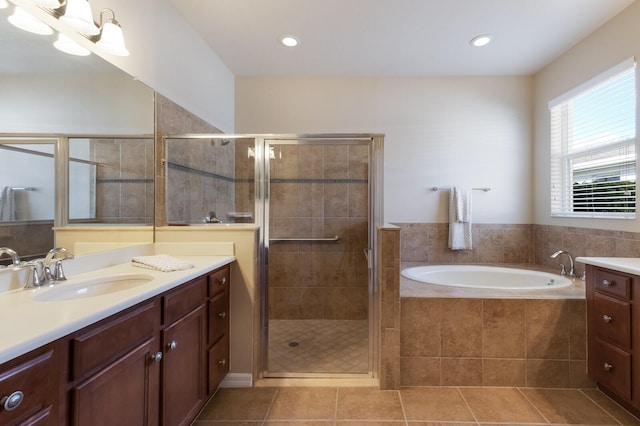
[32,273,155,302]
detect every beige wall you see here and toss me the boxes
[236,76,533,225]
[533,1,640,232]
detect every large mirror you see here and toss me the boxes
[0,5,154,262]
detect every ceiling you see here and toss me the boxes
[171,0,636,76]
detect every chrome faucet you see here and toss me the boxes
[550,250,577,277]
[0,247,21,268]
[24,247,74,288]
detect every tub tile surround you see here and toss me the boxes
[400,298,590,388]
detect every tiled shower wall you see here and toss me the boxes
[268,144,369,320]
[92,138,154,224]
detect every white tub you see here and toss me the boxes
[401,265,572,290]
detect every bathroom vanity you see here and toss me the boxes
[580,257,640,417]
[0,254,232,426]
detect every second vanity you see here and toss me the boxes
[0,244,235,426]
[578,257,640,418]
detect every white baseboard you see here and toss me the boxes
[220,373,253,388]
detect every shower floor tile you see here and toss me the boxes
[267,319,369,374]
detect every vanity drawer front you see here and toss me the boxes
[208,266,230,297]
[208,290,229,345]
[162,276,207,325]
[208,334,229,394]
[0,349,55,426]
[592,339,631,400]
[71,302,158,381]
[594,268,631,300]
[593,293,631,349]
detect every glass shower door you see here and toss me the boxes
[264,139,372,376]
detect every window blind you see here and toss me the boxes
[549,58,636,219]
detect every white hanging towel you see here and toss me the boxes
[448,187,472,250]
[0,187,16,221]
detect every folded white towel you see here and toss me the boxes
[131,254,194,272]
[448,187,472,250]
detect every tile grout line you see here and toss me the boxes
[261,387,279,425]
[396,389,409,426]
[455,386,480,425]
[578,389,624,426]
[334,386,340,423]
[516,387,552,424]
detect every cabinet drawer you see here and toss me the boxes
[0,349,55,426]
[592,339,631,400]
[71,302,158,381]
[162,276,207,325]
[594,268,631,300]
[208,334,229,394]
[208,266,230,297]
[208,290,229,345]
[593,293,631,349]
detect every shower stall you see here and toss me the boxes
[163,134,384,379]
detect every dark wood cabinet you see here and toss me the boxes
[1,262,232,426]
[586,265,640,416]
[161,279,207,426]
[207,265,230,393]
[0,344,59,426]
[70,338,160,426]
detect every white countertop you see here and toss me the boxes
[576,257,640,276]
[0,254,234,364]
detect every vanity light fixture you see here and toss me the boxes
[280,35,299,47]
[93,8,129,56]
[470,34,492,47]
[8,6,53,35]
[53,32,90,56]
[0,0,8,9]
[58,0,99,35]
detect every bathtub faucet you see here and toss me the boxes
[550,250,577,277]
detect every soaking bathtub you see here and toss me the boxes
[400,264,584,299]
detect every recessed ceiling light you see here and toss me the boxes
[470,34,492,47]
[280,35,299,47]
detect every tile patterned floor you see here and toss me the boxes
[193,386,640,425]
[268,320,369,374]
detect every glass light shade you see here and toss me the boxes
[95,21,129,56]
[53,33,90,56]
[8,7,53,35]
[32,0,61,8]
[0,0,8,10]
[59,0,99,35]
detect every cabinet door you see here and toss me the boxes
[162,305,206,426]
[70,338,159,426]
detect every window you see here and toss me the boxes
[549,58,637,219]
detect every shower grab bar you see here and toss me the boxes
[269,235,341,243]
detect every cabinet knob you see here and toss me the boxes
[1,390,24,411]
[218,358,227,366]
[167,340,178,351]
[150,351,163,363]
[217,311,227,319]
[602,279,613,287]
[217,277,227,286]
[604,362,613,372]
[602,314,613,323]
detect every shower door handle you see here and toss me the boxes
[363,248,372,269]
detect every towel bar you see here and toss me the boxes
[431,187,491,192]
